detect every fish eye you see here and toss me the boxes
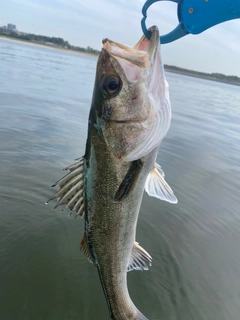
[102,76,121,97]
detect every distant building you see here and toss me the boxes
[7,24,16,31]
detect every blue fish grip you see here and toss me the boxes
[141,0,240,44]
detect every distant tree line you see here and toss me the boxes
[0,30,100,55]
[1,30,239,85]
[165,65,240,86]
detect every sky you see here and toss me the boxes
[1,0,240,76]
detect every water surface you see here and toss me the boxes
[0,38,240,320]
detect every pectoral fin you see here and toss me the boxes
[115,159,142,201]
[127,242,152,272]
[46,157,85,218]
[145,163,178,204]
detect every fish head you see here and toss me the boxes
[90,26,171,161]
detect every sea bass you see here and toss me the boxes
[47,26,177,320]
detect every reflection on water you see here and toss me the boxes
[0,38,240,320]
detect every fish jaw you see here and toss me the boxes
[91,26,172,162]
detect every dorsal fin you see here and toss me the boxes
[127,242,152,272]
[144,163,178,204]
[46,156,85,218]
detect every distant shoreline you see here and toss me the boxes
[1,35,240,87]
[0,35,97,58]
[165,67,240,87]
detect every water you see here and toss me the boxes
[0,38,240,320]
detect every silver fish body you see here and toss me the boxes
[85,140,157,319]
[48,26,177,320]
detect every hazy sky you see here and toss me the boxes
[1,0,240,76]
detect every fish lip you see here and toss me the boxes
[102,25,159,69]
[105,119,139,124]
[134,25,160,60]
[103,116,148,124]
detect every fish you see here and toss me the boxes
[47,25,177,320]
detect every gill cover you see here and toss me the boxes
[102,26,172,162]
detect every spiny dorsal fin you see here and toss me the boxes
[46,156,85,218]
[144,163,178,204]
[127,242,152,272]
[80,232,93,263]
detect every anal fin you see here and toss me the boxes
[80,233,93,264]
[127,242,152,272]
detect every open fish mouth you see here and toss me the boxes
[102,25,160,71]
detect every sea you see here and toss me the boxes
[0,38,240,320]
